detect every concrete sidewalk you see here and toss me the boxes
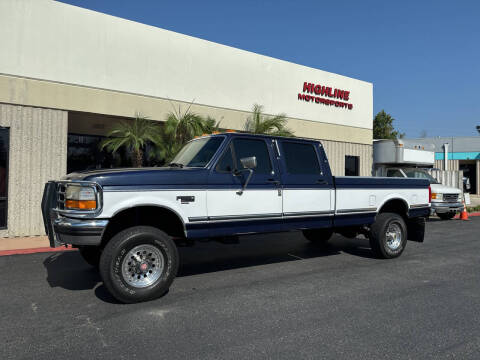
[0,236,75,256]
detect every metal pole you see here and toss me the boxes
[443,143,449,171]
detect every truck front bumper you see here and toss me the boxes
[431,202,463,214]
[53,217,108,247]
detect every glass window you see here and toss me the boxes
[387,169,404,177]
[345,155,359,176]
[232,138,272,174]
[403,168,439,184]
[67,134,130,173]
[171,137,224,167]
[216,145,235,172]
[282,142,321,175]
[0,128,9,229]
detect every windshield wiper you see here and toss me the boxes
[168,162,184,168]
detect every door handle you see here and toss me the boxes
[316,179,328,185]
[266,179,280,185]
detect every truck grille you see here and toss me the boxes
[57,183,66,210]
[443,193,459,202]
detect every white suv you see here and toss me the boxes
[386,168,462,220]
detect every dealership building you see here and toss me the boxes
[0,0,373,237]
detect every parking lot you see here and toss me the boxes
[1,217,480,360]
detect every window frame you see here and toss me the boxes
[215,142,236,174]
[345,155,360,176]
[212,136,278,183]
[278,139,328,186]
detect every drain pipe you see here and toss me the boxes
[443,143,449,171]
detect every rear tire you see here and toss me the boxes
[303,228,333,245]
[437,212,456,220]
[79,246,101,267]
[369,212,407,259]
[99,226,179,304]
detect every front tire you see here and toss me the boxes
[369,212,407,259]
[99,226,179,304]
[437,212,456,220]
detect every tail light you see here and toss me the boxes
[428,186,432,203]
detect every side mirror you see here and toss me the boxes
[240,156,257,170]
[235,156,257,195]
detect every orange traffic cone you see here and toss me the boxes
[460,197,469,221]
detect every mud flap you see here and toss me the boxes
[407,217,425,242]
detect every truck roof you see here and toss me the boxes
[197,132,321,144]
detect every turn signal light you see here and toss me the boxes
[65,200,97,210]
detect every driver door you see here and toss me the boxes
[206,137,282,237]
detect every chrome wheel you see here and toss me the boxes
[121,244,165,288]
[385,221,403,251]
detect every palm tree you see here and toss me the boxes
[149,116,184,165]
[151,102,222,164]
[166,101,206,145]
[244,104,293,136]
[202,116,221,134]
[100,114,161,167]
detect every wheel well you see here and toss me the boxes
[378,199,408,218]
[101,206,185,247]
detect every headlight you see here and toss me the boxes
[65,185,97,210]
[431,193,442,200]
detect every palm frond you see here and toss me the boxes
[244,104,293,137]
[100,114,161,167]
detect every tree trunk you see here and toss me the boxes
[133,148,143,167]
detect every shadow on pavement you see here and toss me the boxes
[43,232,376,301]
[43,251,101,290]
[177,232,375,277]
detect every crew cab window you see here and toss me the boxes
[387,169,403,177]
[283,142,321,175]
[233,138,272,174]
[215,138,273,174]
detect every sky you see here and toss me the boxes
[58,0,480,138]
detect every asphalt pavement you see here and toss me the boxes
[1,218,480,360]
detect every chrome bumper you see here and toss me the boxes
[53,217,108,247]
[431,202,463,214]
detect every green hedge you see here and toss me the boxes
[466,205,480,213]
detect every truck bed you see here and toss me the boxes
[333,176,430,226]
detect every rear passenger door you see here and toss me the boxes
[277,140,334,229]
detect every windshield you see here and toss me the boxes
[403,168,439,184]
[169,137,224,167]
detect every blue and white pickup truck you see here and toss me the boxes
[42,133,430,303]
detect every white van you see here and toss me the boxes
[385,167,462,220]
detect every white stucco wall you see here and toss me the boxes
[0,0,373,130]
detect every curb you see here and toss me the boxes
[0,246,77,257]
[454,212,480,219]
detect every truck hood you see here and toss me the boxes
[430,183,461,194]
[63,167,209,187]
